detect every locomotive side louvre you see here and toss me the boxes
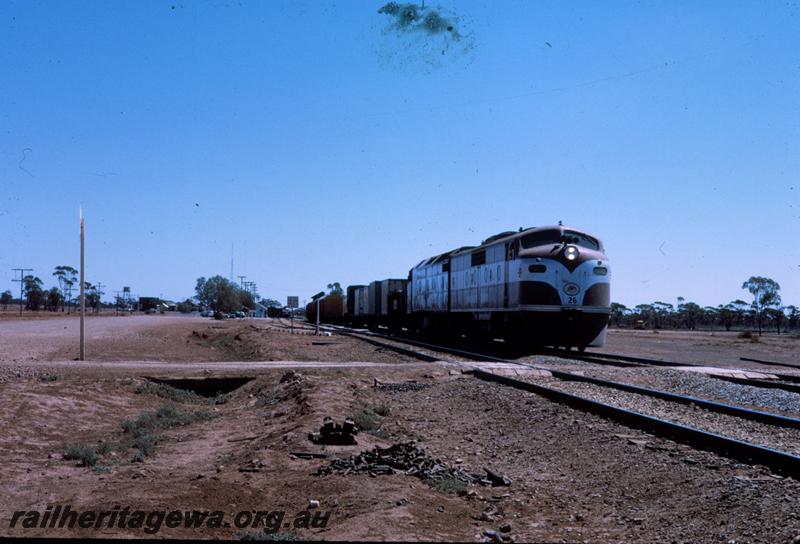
[409,250,459,314]
[450,242,507,312]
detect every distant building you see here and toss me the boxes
[253,302,269,318]
[138,297,160,311]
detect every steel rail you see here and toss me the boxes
[542,348,686,367]
[335,331,440,362]
[709,375,800,395]
[547,348,800,393]
[544,370,800,429]
[341,329,800,430]
[740,356,800,371]
[471,369,800,479]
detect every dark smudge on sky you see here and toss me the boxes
[378,2,460,39]
[375,2,475,72]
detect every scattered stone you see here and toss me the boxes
[308,499,320,509]
[376,382,431,393]
[316,442,498,487]
[484,468,512,487]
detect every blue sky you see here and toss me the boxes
[0,0,797,308]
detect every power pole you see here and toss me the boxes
[95,282,105,314]
[79,209,85,361]
[238,275,246,289]
[11,268,32,316]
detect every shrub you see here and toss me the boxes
[96,441,114,455]
[351,409,379,432]
[135,382,208,404]
[427,475,467,494]
[63,443,98,467]
[255,391,279,407]
[372,403,391,417]
[122,403,214,457]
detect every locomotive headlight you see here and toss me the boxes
[564,245,580,261]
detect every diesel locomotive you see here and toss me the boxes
[306,225,611,350]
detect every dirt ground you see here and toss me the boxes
[597,328,800,370]
[1,316,799,542]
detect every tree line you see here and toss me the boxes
[193,275,256,315]
[1,265,104,313]
[610,276,796,335]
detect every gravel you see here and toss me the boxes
[540,364,800,416]
[633,368,800,415]
[530,377,800,456]
[520,352,800,416]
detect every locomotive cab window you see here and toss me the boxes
[520,229,562,249]
[563,230,601,251]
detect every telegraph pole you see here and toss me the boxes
[238,275,246,289]
[11,268,32,316]
[95,282,104,314]
[79,209,85,361]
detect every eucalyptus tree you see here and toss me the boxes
[742,277,781,335]
[53,265,78,313]
[23,275,45,311]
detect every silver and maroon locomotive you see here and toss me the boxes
[307,225,611,350]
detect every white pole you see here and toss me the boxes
[80,208,85,361]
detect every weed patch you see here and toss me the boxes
[122,402,214,458]
[351,409,380,432]
[427,474,468,494]
[63,443,98,467]
[136,382,212,404]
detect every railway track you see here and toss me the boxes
[342,327,800,394]
[546,347,800,395]
[740,356,800,371]
[323,324,800,478]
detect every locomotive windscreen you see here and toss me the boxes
[519,229,563,249]
[520,229,600,251]
[562,231,601,251]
